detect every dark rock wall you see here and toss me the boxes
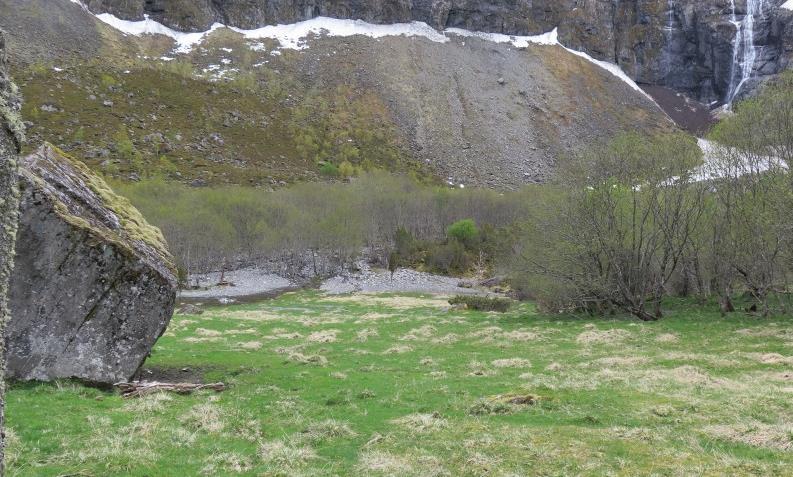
[82,0,793,103]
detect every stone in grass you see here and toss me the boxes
[8,144,177,384]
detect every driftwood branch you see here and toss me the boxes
[115,381,226,398]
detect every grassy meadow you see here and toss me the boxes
[6,292,793,476]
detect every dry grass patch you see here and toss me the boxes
[265,331,304,340]
[324,294,449,310]
[122,391,173,413]
[400,325,437,341]
[224,328,258,335]
[390,412,448,433]
[591,356,650,367]
[656,333,679,343]
[287,352,329,366]
[705,422,793,450]
[259,439,318,470]
[545,362,563,372]
[502,329,541,341]
[201,452,253,475]
[491,358,532,369]
[355,312,397,323]
[238,341,263,350]
[576,329,632,345]
[356,328,379,342]
[307,329,340,343]
[213,310,284,322]
[357,450,414,474]
[431,333,460,344]
[467,360,496,377]
[752,353,793,365]
[303,419,357,442]
[383,345,413,354]
[180,402,225,433]
[183,336,223,343]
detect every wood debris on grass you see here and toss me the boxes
[116,381,226,398]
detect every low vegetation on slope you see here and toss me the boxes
[6,292,793,475]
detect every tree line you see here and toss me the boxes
[512,73,793,319]
[115,172,535,280]
[118,72,793,320]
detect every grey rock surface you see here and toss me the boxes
[7,144,177,384]
[321,261,484,295]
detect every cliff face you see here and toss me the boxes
[83,0,793,103]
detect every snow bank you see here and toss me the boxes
[694,138,785,181]
[783,0,793,11]
[445,27,558,47]
[231,17,449,49]
[95,13,224,54]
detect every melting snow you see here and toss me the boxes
[230,17,449,49]
[445,28,558,47]
[94,13,224,54]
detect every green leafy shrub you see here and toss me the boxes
[449,295,512,312]
[447,219,479,248]
[319,162,339,177]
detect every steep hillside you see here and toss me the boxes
[0,0,673,188]
[80,0,793,104]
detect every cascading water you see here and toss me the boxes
[662,0,676,79]
[726,0,769,104]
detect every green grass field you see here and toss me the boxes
[7,292,793,476]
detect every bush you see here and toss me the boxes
[426,240,468,274]
[319,162,339,177]
[447,219,479,248]
[449,295,512,312]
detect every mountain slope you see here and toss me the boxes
[79,0,793,104]
[1,0,672,188]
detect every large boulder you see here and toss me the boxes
[7,144,176,384]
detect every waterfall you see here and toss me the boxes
[662,0,675,79]
[726,0,769,104]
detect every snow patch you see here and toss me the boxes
[94,13,223,54]
[445,27,558,47]
[695,138,785,181]
[783,0,793,10]
[230,17,449,49]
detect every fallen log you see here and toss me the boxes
[115,381,225,398]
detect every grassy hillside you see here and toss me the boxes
[7,292,793,475]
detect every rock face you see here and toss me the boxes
[0,28,23,474]
[83,0,793,104]
[7,144,177,384]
